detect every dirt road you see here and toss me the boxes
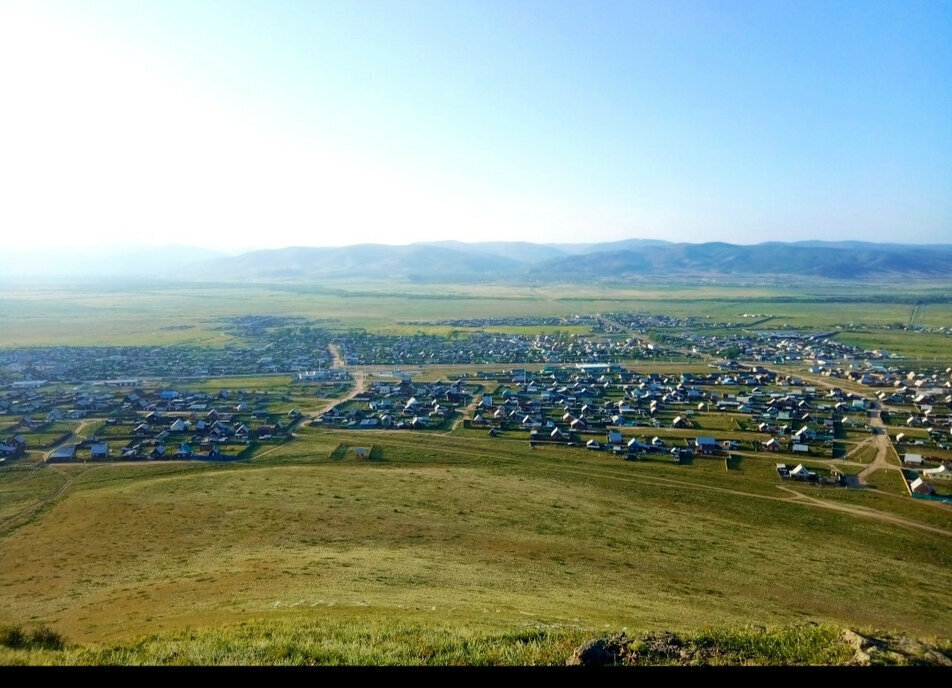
[311,369,367,419]
[328,344,346,369]
[856,403,906,490]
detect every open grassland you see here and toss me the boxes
[1,428,950,657]
[2,280,951,346]
[833,331,952,363]
[0,285,242,348]
[0,465,69,524]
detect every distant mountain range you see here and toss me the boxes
[5,240,951,282]
[193,240,952,283]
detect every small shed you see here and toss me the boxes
[48,445,77,463]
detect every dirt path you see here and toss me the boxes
[857,404,906,490]
[450,397,477,433]
[42,418,99,462]
[0,464,77,532]
[73,419,97,441]
[774,484,947,536]
[248,442,289,461]
[733,449,868,473]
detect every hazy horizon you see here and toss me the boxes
[2,1,950,251]
[7,236,952,257]
[5,236,952,283]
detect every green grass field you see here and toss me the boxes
[3,281,951,350]
[866,468,910,495]
[847,444,880,464]
[833,331,952,361]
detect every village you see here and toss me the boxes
[0,380,329,463]
[2,343,949,500]
[0,312,908,387]
[0,311,950,500]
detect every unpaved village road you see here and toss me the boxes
[857,403,906,491]
[328,343,346,370]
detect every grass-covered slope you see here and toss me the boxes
[1,430,950,659]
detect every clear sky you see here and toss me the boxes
[1,0,950,250]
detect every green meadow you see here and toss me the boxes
[1,281,949,367]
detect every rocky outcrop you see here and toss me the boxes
[567,626,952,666]
[841,629,952,667]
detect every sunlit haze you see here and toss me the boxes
[2,0,950,251]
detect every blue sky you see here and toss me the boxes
[1,0,949,248]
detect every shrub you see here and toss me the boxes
[0,624,65,651]
[29,626,66,651]
[0,626,27,649]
